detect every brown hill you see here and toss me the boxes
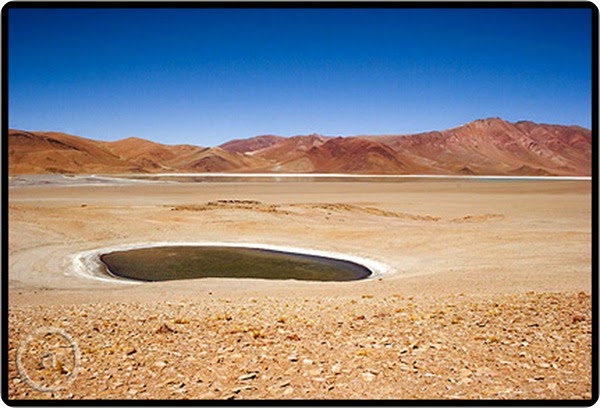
[363,118,592,176]
[8,119,592,176]
[8,130,142,174]
[264,137,426,174]
[167,147,271,173]
[253,134,330,164]
[219,135,284,154]
[103,137,183,171]
[8,130,270,175]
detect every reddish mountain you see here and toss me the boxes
[102,137,256,172]
[254,134,330,163]
[8,130,266,174]
[263,137,426,174]
[363,118,592,176]
[103,137,182,171]
[8,130,142,174]
[166,147,271,172]
[8,119,592,176]
[219,135,284,153]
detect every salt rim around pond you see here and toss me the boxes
[72,242,391,284]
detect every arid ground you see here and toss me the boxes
[7,176,592,400]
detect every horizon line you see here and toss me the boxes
[7,116,592,147]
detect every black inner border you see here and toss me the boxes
[1,1,597,406]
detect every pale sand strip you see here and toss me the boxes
[110,173,592,180]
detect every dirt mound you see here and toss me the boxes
[298,203,441,221]
[170,200,287,215]
[450,214,505,223]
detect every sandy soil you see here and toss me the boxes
[7,177,592,400]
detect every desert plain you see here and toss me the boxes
[6,175,592,400]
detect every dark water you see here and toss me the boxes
[100,246,372,282]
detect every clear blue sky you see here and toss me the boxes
[8,7,592,146]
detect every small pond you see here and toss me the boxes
[100,246,372,282]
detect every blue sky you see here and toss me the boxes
[8,7,592,146]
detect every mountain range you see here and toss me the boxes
[7,118,592,176]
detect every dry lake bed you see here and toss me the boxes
[7,175,592,400]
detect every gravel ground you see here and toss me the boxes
[7,178,592,401]
[8,291,591,400]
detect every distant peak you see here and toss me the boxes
[306,133,327,139]
[473,117,507,124]
[118,136,147,142]
[457,117,512,130]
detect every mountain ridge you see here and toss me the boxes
[8,118,592,176]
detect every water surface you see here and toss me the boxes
[100,246,372,282]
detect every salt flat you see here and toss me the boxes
[7,177,592,399]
